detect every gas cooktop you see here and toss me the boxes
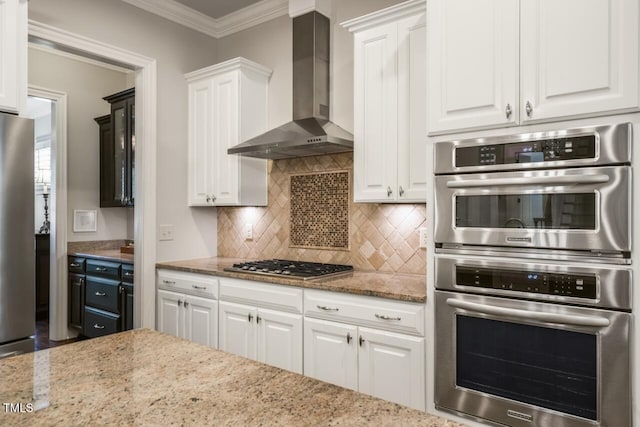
[224,259,354,281]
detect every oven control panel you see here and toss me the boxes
[455,135,596,167]
[456,266,597,299]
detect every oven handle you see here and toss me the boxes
[446,174,609,189]
[446,298,610,328]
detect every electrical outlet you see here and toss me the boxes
[244,223,253,240]
[159,224,174,241]
[418,227,427,248]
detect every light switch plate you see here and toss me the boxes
[419,227,427,248]
[159,224,174,241]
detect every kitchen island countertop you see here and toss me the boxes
[156,257,426,303]
[0,329,463,426]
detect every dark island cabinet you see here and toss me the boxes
[96,87,135,207]
[67,256,134,338]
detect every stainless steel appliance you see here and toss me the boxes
[224,259,353,280]
[227,11,353,159]
[434,123,632,258]
[0,113,35,359]
[432,123,634,426]
[434,254,632,427]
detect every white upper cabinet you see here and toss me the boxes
[520,0,639,122]
[343,0,427,203]
[427,0,519,133]
[427,0,639,134]
[186,58,271,206]
[0,0,27,115]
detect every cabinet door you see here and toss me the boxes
[520,0,639,122]
[397,13,427,202]
[185,294,218,348]
[427,0,519,134]
[357,327,425,411]
[68,274,85,329]
[157,289,184,338]
[211,72,240,205]
[108,98,129,207]
[257,308,302,374]
[0,0,19,113]
[303,317,357,390]
[188,78,214,206]
[219,301,256,360]
[353,22,399,202]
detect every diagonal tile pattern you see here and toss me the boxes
[217,153,426,275]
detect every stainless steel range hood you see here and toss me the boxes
[228,11,353,160]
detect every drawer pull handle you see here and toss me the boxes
[95,267,108,272]
[93,324,105,329]
[95,291,106,297]
[375,314,402,321]
[124,272,133,277]
[162,280,176,285]
[178,300,183,306]
[359,336,365,347]
[346,333,352,344]
[192,285,206,290]
[248,313,254,322]
[70,263,81,268]
[317,305,339,312]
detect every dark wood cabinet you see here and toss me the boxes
[35,233,50,319]
[67,255,133,336]
[96,88,135,207]
[68,273,85,330]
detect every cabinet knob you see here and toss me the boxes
[184,301,189,308]
[399,186,405,197]
[206,196,211,203]
[211,195,217,203]
[359,336,365,347]
[525,101,533,118]
[256,315,261,324]
[505,103,512,119]
[387,186,392,197]
[248,313,254,322]
[346,333,352,344]
[178,300,183,306]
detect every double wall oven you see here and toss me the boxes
[433,123,633,427]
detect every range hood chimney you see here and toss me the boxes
[227,11,353,160]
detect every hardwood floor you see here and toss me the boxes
[34,320,84,351]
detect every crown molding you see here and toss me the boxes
[122,0,288,39]
[185,57,273,81]
[341,0,425,33]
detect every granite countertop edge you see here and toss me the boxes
[68,250,134,264]
[156,257,426,303]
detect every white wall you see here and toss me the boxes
[216,0,406,133]
[29,46,131,242]
[28,0,220,260]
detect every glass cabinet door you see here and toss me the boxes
[112,102,126,206]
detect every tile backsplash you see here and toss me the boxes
[217,153,426,275]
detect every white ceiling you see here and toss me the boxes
[173,0,264,18]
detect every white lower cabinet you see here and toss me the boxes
[157,289,218,348]
[218,278,303,374]
[156,270,219,348]
[303,298,425,411]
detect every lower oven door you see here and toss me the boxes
[435,291,631,427]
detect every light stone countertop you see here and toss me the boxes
[0,329,465,426]
[69,249,135,264]
[156,257,426,303]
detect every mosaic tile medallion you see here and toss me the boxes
[289,170,350,250]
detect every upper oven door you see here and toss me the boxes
[434,165,631,253]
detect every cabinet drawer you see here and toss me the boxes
[304,290,425,336]
[86,259,121,280]
[85,277,120,313]
[220,278,303,313]
[157,269,218,298]
[68,257,86,274]
[122,264,134,283]
[84,307,119,338]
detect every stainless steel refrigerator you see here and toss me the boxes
[0,112,35,359]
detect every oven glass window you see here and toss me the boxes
[456,316,597,420]
[455,193,596,229]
